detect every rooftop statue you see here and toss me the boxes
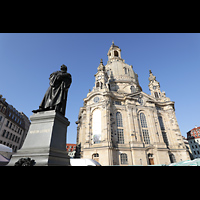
[32,64,72,116]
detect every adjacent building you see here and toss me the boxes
[187,126,200,159]
[182,136,193,159]
[66,143,76,158]
[0,94,31,153]
[76,42,190,166]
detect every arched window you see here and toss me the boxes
[116,112,124,144]
[116,112,123,127]
[158,116,165,130]
[114,50,118,57]
[139,113,150,144]
[158,116,169,146]
[169,153,176,163]
[120,153,128,164]
[140,113,147,128]
[92,153,99,158]
[92,109,101,144]
[92,153,99,162]
[96,82,103,89]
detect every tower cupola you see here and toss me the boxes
[148,70,161,98]
[107,41,124,62]
[97,59,105,72]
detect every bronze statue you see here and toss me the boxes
[32,64,72,116]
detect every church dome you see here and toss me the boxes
[105,42,142,93]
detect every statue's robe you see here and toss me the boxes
[39,71,72,115]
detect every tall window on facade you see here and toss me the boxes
[158,116,169,146]
[92,109,101,144]
[116,112,124,144]
[120,153,128,164]
[140,113,150,144]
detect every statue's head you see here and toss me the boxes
[61,64,67,72]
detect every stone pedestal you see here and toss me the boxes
[8,110,70,166]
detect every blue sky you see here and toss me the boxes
[0,33,200,143]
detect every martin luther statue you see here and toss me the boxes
[33,64,72,116]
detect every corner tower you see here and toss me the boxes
[148,70,170,102]
[94,59,109,91]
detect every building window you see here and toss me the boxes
[120,153,128,164]
[139,113,150,144]
[124,67,129,75]
[154,92,159,98]
[131,86,135,93]
[92,153,99,162]
[158,116,165,130]
[6,131,9,138]
[114,50,118,57]
[115,101,121,105]
[117,129,124,144]
[162,132,169,146]
[158,116,169,146]
[2,130,6,137]
[9,133,12,140]
[142,130,150,144]
[9,122,12,129]
[12,135,15,141]
[169,153,176,163]
[92,153,99,158]
[140,113,147,128]
[116,112,123,127]
[6,120,9,127]
[124,68,127,74]
[116,112,124,144]
[92,109,101,144]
